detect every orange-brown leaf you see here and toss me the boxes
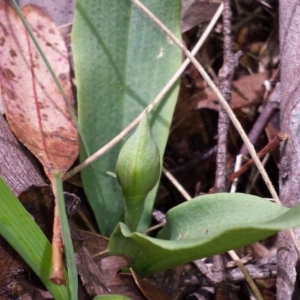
[0,3,78,175]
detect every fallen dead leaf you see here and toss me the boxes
[131,268,169,300]
[181,0,221,32]
[196,71,273,111]
[0,3,78,284]
[100,256,146,300]
[0,4,78,175]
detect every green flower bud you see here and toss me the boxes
[116,111,160,231]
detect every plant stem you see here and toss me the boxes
[213,0,233,289]
[48,173,66,285]
[125,195,146,232]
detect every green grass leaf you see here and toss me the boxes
[109,193,300,277]
[72,0,181,236]
[55,174,78,299]
[0,177,69,299]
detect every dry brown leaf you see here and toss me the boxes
[18,0,75,26]
[75,230,109,259]
[181,0,221,33]
[0,4,77,175]
[131,269,169,300]
[100,257,146,300]
[196,72,271,111]
[0,3,78,284]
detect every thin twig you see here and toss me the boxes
[240,101,278,156]
[215,0,234,193]
[230,154,242,193]
[143,222,165,234]
[213,0,233,286]
[239,69,280,156]
[228,251,263,300]
[247,153,270,194]
[222,8,264,286]
[227,133,287,185]
[162,167,191,201]
[63,3,224,180]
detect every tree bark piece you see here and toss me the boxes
[277,1,300,299]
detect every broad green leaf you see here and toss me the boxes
[55,174,78,299]
[109,193,300,277]
[72,0,181,236]
[0,177,69,299]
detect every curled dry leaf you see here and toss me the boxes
[0,3,78,284]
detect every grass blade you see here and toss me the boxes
[0,177,69,299]
[55,174,78,299]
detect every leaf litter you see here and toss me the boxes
[0,0,282,299]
